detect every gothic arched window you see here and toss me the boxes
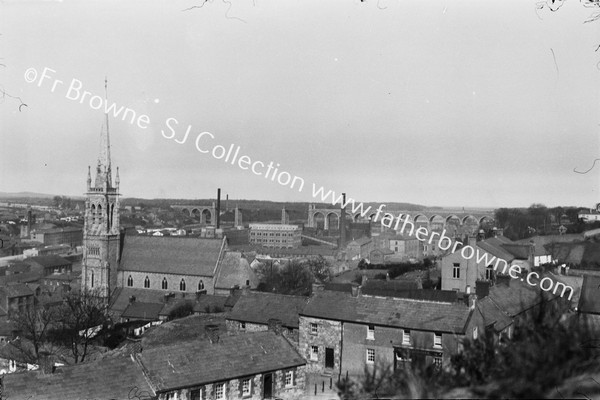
[97,204,103,225]
[180,279,186,291]
[127,275,133,287]
[198,280,204,291]
[91,204,96,225]
[162,278,168,290]
[91,270,94,288]
[144,276,150,288]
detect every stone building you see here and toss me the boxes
[81,108,255,306]
[226,291,308,347]
[299,286,482,378]
[138,329,306,400]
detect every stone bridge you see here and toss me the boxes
[307,205,495,235]
[171,204,216,225]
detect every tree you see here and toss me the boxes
[12,305,56,363]
[47,289,110,363]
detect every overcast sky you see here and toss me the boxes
[1,0,599,208]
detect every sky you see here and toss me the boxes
[0,0,599,208]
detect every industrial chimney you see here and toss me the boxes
[216,188,221,229]
[340,193,347,248]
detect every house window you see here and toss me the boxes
[190,387,204,400]
[366,348,375,364]
[402,329,410,345]
[241,378,251,396]
[162,278,168,290]
[144,276,150,288]
[452,263,460,279]
[367,325,375,340]
[486,265,494,280]
[433,356,443,368]
[127,275,133,287]
[284,370,294,387]
[215,382,225,400]
[473,326,478,340]
[240,322,246,329]
[310,345,319,361]
[310,323,318,335]
[198,280,204,291]
[180,279,186,291]
[434,332,442,348]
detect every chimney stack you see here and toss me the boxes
[216,188,221,229]
[351,284,361,297]
[340,193,347,247]
[205,325,220,344]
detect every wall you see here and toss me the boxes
[158,366,305,400]
[118,270,215,295]
[225,320,300,348]
[298,316,342,375]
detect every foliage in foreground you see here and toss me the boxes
[337,301,600,399]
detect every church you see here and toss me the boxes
[81,100,257,315]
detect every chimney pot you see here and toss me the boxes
[351,284,361,297]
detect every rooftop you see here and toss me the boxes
[119,235,225,277]
[138,330,305,392]
[228,291,308,328]
[3,354,155,400]
[301,290,472,333]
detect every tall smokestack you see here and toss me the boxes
[226,194,229,212]
[216,188,221,229]
[340,193,346,248]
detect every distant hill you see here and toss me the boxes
[0,191,57,199]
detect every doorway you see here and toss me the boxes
[263,373,273,399]
[325,347,334,369]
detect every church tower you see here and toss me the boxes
[81,79,121,299]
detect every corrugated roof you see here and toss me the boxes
[228,291,308,328]
[3,355,155,399]
[138,330,305,392]
[119,236,224,276]
[301,290,471,333]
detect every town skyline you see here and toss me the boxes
[2,0,599,208]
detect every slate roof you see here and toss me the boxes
[0,271,43,285]
[122,301,165,320]
[137,330,305,393]
[578,275,600,315]
[109,287,188,315]
[361,280,419,295]
[348,237,372,246]
[514,234,583,256]
[119,235,224,276]
[501,243,531,260]
[3,354,155,400]
[27,255,72,268]
[476,239,516,263]
[487,278,556,317]
[476,297,513,333]
[228,291,308,328]
[214,251,258,290]
[1,283,34,298]
[301,290,472,333]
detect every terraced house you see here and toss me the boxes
[299,286,483,378]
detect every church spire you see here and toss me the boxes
[94,77,112,189]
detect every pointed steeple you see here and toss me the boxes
[94,77,113,189]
